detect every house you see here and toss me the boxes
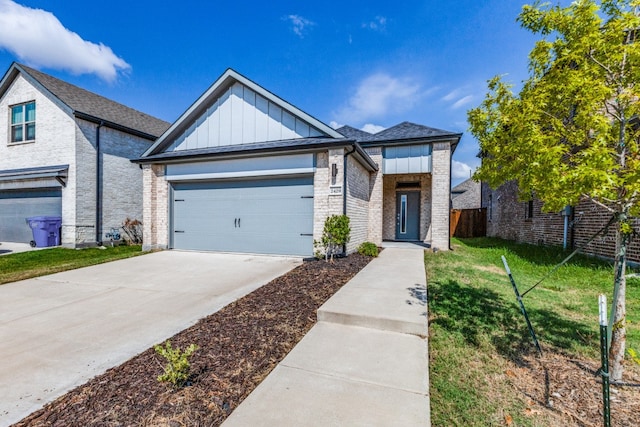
[136,69,461,256]
[451,178,481,210]
[0,63,170,246]
[482,180,640,263]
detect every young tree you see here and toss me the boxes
[469,0,640,380]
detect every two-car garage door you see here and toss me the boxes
[0,189,62,243]
[171,176,314,256]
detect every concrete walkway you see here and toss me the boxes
[0,251,301,426]
[223,246,430,426]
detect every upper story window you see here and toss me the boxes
[10,101,36,143]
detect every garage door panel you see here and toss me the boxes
[0,189,62,243]
[171,177,313,256]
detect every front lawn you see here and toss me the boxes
[0,245,145,285]
[427,237,640,426]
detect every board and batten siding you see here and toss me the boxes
[383,144,432,175]
[167,82,323,151]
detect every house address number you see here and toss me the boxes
[329,185,343,195]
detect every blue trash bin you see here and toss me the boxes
[25,216,62,247]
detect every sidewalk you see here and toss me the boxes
[222,246,430,426]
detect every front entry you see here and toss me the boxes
[395,191,420,240]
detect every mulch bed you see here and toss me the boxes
[14,254,372,427]
[507,347,640,426]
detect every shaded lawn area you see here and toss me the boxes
[427,237,640,426]
[0,245,145,285]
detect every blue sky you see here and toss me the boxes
[0,0,543,186]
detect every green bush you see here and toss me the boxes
[154,340,198,388]
[314,214,351,261]
[357,242,379,257]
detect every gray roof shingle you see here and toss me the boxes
[15,63,170,139]
[337,122,461,145]
[336,125,373,140]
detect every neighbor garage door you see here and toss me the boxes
[0,189,62,243]
[171,176,314,256]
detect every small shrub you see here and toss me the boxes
[121,217,143,245]
[629,348,640,365]
[357,242,379,257]
[154,340,198,388]
[314,215,351,261]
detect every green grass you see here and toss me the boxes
[0,244,147,285]
[427,237,640,426]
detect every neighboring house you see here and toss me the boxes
[451,178,481,209]
[0,63,170,246]
[136,69,461,256]
[482,180,640,263]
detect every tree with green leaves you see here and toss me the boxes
[469,0,640,381]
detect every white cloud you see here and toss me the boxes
[362,16,387,32]
[0,0,130,82]
[452,95,474,110]
[442,89,462,102]
[330,120,344,129]
[452,160,473,179]
[283,14,315,38]
[361,123,385,134]
[334,73,421,124]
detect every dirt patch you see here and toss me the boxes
[14,254,372,427]
[474,264,506,275]
[506,348,640,426]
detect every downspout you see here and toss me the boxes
[342,145,357,255]
[96,121,104,245]
[562,205,572,250]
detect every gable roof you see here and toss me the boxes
[451,177,478,195]
[143,68,345,157]
[338,121,462,148]
[0,63,170,140]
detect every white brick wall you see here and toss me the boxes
[313,149,345,244]
[0,74,154,247]
[142,163,168,250]
[365,147,383,245]
[75,119,151,243]
[430,142,451,250]
[0,75,77,245]
[345,154,371,253]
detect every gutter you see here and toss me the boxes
[96,121,104,245]
[75,112,160,141]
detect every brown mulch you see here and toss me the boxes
[505,347,640,426]
[14,254,372,427]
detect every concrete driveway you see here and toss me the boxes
[0,251,301,426]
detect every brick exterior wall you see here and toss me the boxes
[483,180,640,263]
[313,149,347,250]
[345,153,370,253]
[75,119,150,244]
[142,164,168,251]
[0,74,153,247]
[430,142,452,250]
[0,75,77,244]
[365,147,383,245]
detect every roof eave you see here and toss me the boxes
[359,133,463,148]
[134,139,378,172]
[74,112,159,141]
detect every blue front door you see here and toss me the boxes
[395,191,420,240]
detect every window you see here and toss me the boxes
[525,199,534,220]
[10,101,36,143]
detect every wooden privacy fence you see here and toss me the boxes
[450,208,487,238]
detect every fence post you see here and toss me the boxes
[599,294,611,427]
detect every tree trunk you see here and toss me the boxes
[609,227,628,382]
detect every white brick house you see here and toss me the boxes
[137,69,461,256]
[0,63,170,246]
